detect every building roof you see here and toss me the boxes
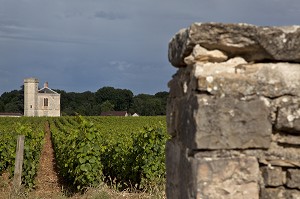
[100,111,128,116]
[38,82,59,94]
[38,87,59,94]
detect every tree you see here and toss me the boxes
[0,89,24,113]
[95,87,115,104]
[154,91,169,115]
[4,102,20,112]
[0,100,5,112]
[132,94,164,116]
[154,91,169,99]
[95,87,133,111]
[100,100,114,112]
[114,89,133,111]
[55,90,100,116]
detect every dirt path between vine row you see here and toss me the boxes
[32,122,63,198]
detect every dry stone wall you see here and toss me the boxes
[166,23,300,199]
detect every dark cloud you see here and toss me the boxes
[94,11,127,20]
[0,19,27,34]
[0,0,300,95]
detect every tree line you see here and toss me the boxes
[0,86,168,116]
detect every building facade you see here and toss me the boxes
[24,78,60,117]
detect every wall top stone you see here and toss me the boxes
[168,22,300,67]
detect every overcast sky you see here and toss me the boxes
[0,0,299,95]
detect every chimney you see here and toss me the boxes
[44,82,48,88]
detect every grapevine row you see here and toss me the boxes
[50,116,169,190]
[0,117,46,188]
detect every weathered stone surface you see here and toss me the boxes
[196,156,259,199]
[165,140,181,199]
[261,188,300,199]
[260,188,284,199]
[196,61,300,98]
[273,97,300,133]
[261,141,300,167]
[287,169,300,189]
[169,23,300,67]
[166,97,177,137]
[168,68,189,99]
[166,140,196,199]
[177,95,272,149]
[275,133,300,145]
[260,158,300,168]
[184,44,228,65]
[261,166,283,187]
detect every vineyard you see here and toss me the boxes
[0,116,168,196]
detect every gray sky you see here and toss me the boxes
[1,0,299,95]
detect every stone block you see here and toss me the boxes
[178,95,272,149]
[260,188,284,199]
[275,97,300,133]
[166,139,197,199]
[287,169,300,189]
[166,97,178,137]
[261,166,283,187]
[196,156,259,199]
[275,133,300,145]
[184,44,228,65]
[261,188,300,199]
[168,71,185,98]
[196,62,300,98]
[169,23,300,67]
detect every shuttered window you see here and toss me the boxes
[44,98,48,107]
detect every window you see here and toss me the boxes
[30,105,32,108]
[44,98,48,107]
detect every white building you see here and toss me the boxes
[24,78,61,117]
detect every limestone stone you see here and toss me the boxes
[287,169,300,189]
[184,44,228,65]
[260,188,284,199]
[166,140,197,199]
[195,62,300,98]
[261,158,300,168]
[261,141,300,167]
[168,67,191,99]
[165,140,181,199]
[169,23,300,67]
[261,188,300,199]
[273,97,300,133]
[177,95,272,149]
[261,166,283,187]
[196,156,259,199]
[275,133,300,145]
[166,97,177,137]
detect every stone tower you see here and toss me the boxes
[24,78,39,116]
